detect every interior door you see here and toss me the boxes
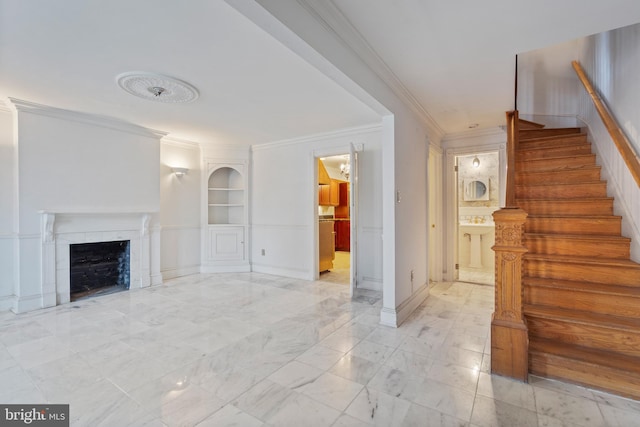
[349,143,359,297]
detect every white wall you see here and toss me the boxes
[0,107,15,309]
[10,100,163,311]
[392,113,429,306]
[230,0,436,326]
[160,139,202,280]
[517,23,640,261]
[517,39,581,117]
[251,126,383,289]
[577,23,640,261]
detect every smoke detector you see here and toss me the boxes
[116,72,199,104]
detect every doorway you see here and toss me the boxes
[317,154,351,286]
[456,152,499,285]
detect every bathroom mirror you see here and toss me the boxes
[463,178,489,201]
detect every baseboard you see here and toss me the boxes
[251,263,313,281]
[200,263,251,273]
[359,277,382,291]
[161,265,200,281]
[0,295,14,312]
[12,294,43,314]
[151,273,164,286]
[379,283,430,328]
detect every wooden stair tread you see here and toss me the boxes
[530,338,640,375]
[516,153,595,162]
[525,233,630,242]
[518,165,601,172]
[516,146,593,160]
[518,141,590,151]
[525,214,621,219]
[516,180,604,188]
[524,277,640,296]
[524,304,640,330]
[517,197,614,203]
[520,130,583,139]
[518,118,545,129]
[525,253,638,266]
[519,128,582,140]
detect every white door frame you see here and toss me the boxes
[428,144,444,283]
[312,145,362,294]
[443,143,506,282]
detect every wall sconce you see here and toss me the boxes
[172,167,189,177]
[472,156,480,168]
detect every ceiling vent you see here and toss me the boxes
[116,72,199,104]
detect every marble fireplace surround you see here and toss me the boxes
[40,211,160,307]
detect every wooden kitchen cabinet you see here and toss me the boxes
[335,182,349,218]
[319,180,340,206]
[334,220,350,251]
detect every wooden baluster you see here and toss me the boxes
[491,207,528,381]
[505,111,519,208]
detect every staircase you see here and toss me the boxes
[514,120,640,399]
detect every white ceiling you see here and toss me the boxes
[0,0,379,145]
[1,0,639,144]
[329,0,640,134]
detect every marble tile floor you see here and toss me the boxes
[1,274,639,426]
[458,268,494,287]
[319,251,351,285]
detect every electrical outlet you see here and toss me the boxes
[261,249,265,256]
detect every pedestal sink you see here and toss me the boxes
[460,223,494,268]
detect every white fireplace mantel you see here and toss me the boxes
[38,210,161,309]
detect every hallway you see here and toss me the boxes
[1,274,638,426]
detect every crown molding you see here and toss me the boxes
[8,98,168,139]
[199,141,251,153]
[161,136,202,150]
[251,122,382,152]
[442,126,506,144]
[0,99,12,114]
[297,0,445,141]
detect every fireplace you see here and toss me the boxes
[26,211,163,313]
[70,240,130,301]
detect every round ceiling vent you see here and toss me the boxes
[116,72,199,104]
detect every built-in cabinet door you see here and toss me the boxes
[207,226,245,261]
[318,180,341,206]
[334,220,350,251]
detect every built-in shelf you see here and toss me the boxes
[207,166,244,225]
[202,161,249,270]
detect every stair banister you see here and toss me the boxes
[505,111,519,208]
[572,60,640,188]
[490,108,529,381]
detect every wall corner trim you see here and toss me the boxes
[379,283,430,327]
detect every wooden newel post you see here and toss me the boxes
[491,207,528,381]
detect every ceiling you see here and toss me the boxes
[0,0,379,145]
[327,0,640,134]
[2,1,640,144]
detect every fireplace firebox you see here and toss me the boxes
[69,240,130,301]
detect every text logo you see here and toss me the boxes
[0,405,69,426]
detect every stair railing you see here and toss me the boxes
[505,110,519,208]
[572,60,640,188]
[491,109,529,381]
